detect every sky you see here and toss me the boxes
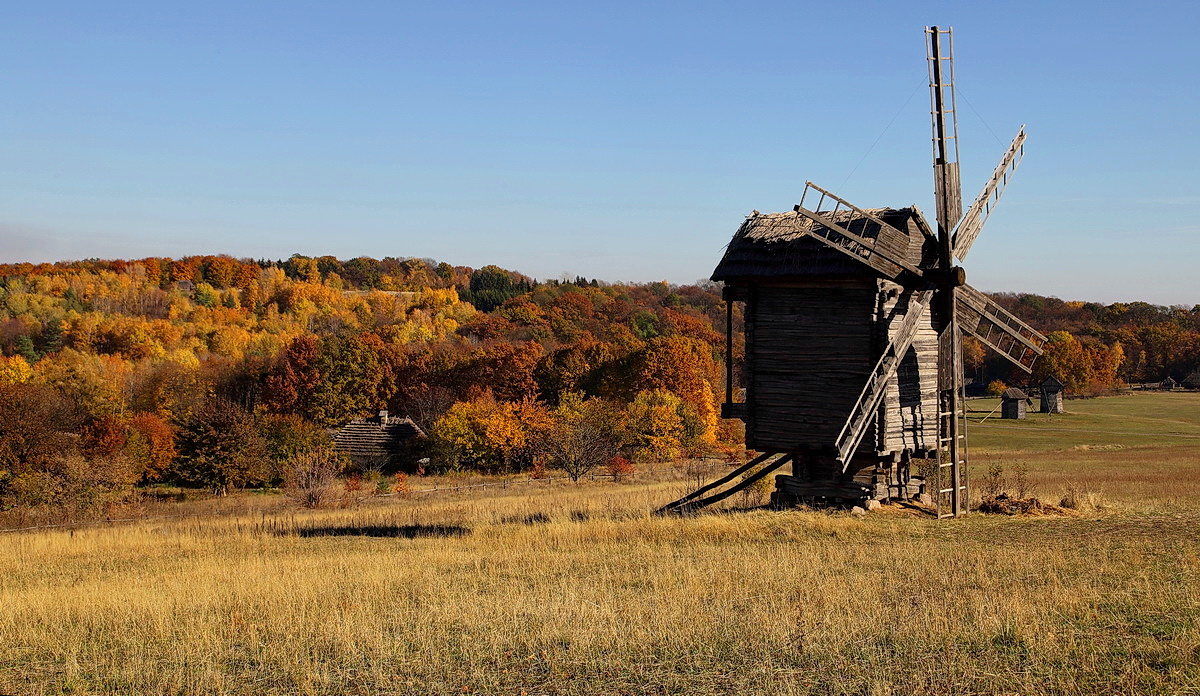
[2,1,1198,305]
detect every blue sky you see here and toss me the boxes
[2,1,1198,304]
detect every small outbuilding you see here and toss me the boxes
[333,409,425,470]
[1040,376,1065,414]
[1001,387,1033,420]
[1162,376,1179,391]
[1183,370,1200,390]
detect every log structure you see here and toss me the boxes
[1040,376,1065,413]
[333,409,425,470]
[1000,388,1032,420]
[666,26,1049,517]
[712,209,940,505]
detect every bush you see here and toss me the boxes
[392,473,412,498]
[607,456,635,482]
[2,454,139,512]
[1060,484,1104,513]
[262,414,333,465]
[284,451,342,508]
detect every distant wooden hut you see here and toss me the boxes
[1040,376,1065,413]
[333,410,425,470]
[1162,376,1179,391]
[1001,388,1032,420]
[1183,370,1200,390]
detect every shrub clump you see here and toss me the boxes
[977,492,1068,516]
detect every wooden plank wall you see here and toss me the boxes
[745,284,876,452]
[878,281,939,452]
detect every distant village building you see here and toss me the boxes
[1040,376,1065,414]
[1001,388,1032,420]
[1162,376,1179,391]
[1183,370,1200,390]
[333,410,425,470]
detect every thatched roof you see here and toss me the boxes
[711,207,931,282]
[1002,387,1032,403]
[1184,370,1200,388]
[333,411,425,461]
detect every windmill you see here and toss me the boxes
[658,26,1046,518]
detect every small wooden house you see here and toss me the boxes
[333,410,425,470]
[1040,375,1065,413]
[712,208,938,499]
[1183,370,1200,390]
[1001,388,1032,419]
[1162,376,1179,391]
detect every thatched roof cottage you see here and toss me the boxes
[333,410,425,470]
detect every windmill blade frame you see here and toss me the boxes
[927,26,963,232]
[952,127,1028,261]
[793,181,926,283]
[956,284,1047,372]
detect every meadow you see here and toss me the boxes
[2,392,1199,695]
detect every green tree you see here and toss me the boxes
[14,334,37,362]
[193,283,218,308]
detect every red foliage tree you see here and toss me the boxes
[262,335,322,418]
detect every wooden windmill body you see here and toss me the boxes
[711,206,942,499]
[660,27,1047,518]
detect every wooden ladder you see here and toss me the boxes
[834,289,935,469]
[936,389,968,518]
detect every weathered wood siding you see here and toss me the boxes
[1040,391,1064,413]
[1001,399,1027,419]
[744,283,877,452]
[742,278,937,455]
[877,282,938,452]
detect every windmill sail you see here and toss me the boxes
[927,26,962,232]
[793,182,923,282]
[953,128,1027,260]
[955,284,1047,372]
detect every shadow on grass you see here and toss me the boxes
[293,524,471,539]
[499,512,551,525]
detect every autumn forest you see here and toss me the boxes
[0,253,1196,514]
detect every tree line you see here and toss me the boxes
[0,255,731,512]
[0,254,1192,513]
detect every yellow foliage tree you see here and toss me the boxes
[431,393,546,471]
[0,355,34,384]
[625,389,685,462]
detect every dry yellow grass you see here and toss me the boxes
[2,393,1200,695]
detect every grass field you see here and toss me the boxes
[2,392,1199,695]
